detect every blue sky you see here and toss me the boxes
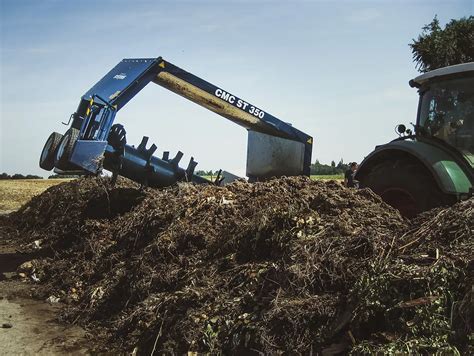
[0,0,472,176]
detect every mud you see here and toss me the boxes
[0,244,90,355]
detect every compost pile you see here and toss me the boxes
[5,177,474,354]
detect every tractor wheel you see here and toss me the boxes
[359,159,450,217]
[39,132,63,170]
[54,128,80,171]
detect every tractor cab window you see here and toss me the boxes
[419,76,474,156]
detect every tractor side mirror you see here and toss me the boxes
[396,124,407,134]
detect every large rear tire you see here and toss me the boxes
[359,159,451,217]
[39,132,63,171]
[54,128,80,171]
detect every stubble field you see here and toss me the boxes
[0,179,72,214]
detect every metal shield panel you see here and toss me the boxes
[70,140,108,173]
[246,130,305,179]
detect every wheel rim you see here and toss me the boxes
[40,136,54,163]
[381,188,418,218]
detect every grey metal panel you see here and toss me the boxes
[246,131,305,179]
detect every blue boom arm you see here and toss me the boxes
[68,57,313,185]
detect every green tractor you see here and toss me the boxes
[356,62,474,217]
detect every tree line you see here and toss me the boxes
[0,173,43,180]
[48,174,81,179]
[0,173,80,179]
[310,159,350,175]
[195,170,221,177]
[195,160,352,177]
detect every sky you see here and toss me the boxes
[0,0,472,177]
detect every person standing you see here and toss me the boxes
[344,162,358,188]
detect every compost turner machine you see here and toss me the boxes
[40,57,313,187]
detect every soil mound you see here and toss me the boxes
[4,176,473,354]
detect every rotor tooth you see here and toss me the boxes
[137,136,149,152]
[170,151,183,166]
[162,151,170,161]
[147,144,157,159]
[186,157,198,178]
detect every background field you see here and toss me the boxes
[0,179,71,214]
[310,174,344,180]
[0,175,344,214]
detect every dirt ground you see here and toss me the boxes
[1,189,90,355]
[0,179,72,214]
[0,249,90,354]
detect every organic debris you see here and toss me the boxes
[2,176,473,354]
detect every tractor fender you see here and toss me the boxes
[355,140,472,196]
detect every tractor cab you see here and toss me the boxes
[356,62,474,217]
[411,63,474,166]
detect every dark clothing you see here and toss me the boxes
[345,169,356,188]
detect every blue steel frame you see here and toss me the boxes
[79,95,117,141]
[74,56,313,176]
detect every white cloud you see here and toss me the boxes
[347,8,381,23]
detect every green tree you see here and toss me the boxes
[310,159,348,175]
[410,16,474,72]
[336,159,349,172]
